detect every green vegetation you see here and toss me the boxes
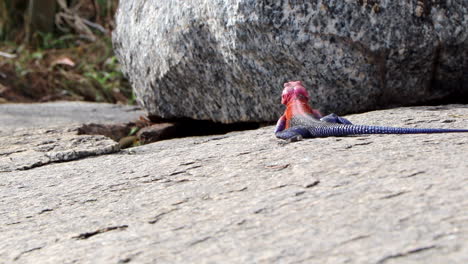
[0,0,133,104]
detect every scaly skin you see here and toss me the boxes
[275,81,468,140]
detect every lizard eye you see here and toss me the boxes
[292,84,309,100]
[281,93,291,104]
[282,86,293,95]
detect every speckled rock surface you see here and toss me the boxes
[1,105,468,263]
[113,0,468,123]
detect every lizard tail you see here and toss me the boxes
[312,125,468,137]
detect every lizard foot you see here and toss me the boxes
[276,127,310,141]
[287,135,303,143]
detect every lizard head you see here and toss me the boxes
[281,81,309,105]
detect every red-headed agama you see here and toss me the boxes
[275,81,468,141]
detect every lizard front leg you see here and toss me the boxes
[274,115,287,133]
[275,127,310,141]
[275,115,306,141]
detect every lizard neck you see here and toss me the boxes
[286,98,313,117]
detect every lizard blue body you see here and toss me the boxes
[275,81,468,140]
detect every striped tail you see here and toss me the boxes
[312,125,468,137]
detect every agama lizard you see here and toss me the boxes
[275,81,468,141]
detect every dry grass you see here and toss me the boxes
[0,0,133,104]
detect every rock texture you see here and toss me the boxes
[2,105,468,263]
[113,0,468,123]
[0,102,144,134]
[0,127,120,172]
[0,102,144,172]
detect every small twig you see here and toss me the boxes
[82,19,108,34]
[55,0,97,41]
[0,51,17,59]
[56,0,70,12]
[92,0,101,24]
[78,34,96,42]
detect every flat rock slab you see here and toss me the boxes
[0,102,144,134]
[0,127,120,172]
[1,105,468,263]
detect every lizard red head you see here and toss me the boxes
[281,81,309,105]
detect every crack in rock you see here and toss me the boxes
[188,236,212,246]
[38,208,54,215]
[142,177,164,183]
[117,252,142,264]
[304,180,320,188]
[376,245,438,264]
[13,246,43,261]
[169,170,186,176]
[270,184,288,190]
[401,171,426,178]
[171,198,189,206]
[264,163,290,171]
[0,127,120,172]
[379,191,408,200]
[338,235,371,247]
[73,225,128,240]
[345,141,373,149]
[227,187,248,193]
[148,209,179,224]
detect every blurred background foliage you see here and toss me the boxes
[0,0,133,104]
